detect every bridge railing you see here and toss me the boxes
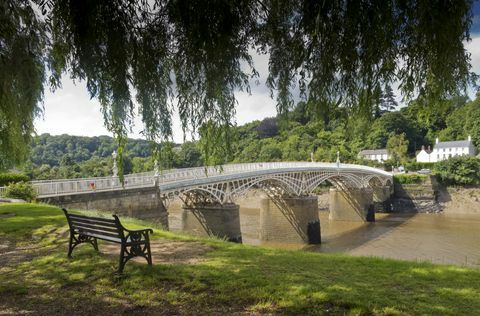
[28,173,157,197]
[0,162,391,198]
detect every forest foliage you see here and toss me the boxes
[18,93,480,183]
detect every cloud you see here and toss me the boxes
[35,79,110,137]
[466,36,480,74]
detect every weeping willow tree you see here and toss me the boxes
[0,0,477,174]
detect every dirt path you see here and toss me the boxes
[0,234,213,268]
[102,239,213,265]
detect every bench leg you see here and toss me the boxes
[146,242,152,266]
[93,238,99,251]
[67,233,74,258]
[118,243,126,274]
[67,234,98,258]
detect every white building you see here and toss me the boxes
[416,136,476,163]
[358,149,389,163]
[416,145,433,163]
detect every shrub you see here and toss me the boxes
[434,156,480,185]
[3,182,37,202]
[393,174,427,184]
[0,173,29,186]
[404,161,435,172]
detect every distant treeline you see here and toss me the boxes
[23,134,201,180]
[30,134,152,166]
[21,93,480,180]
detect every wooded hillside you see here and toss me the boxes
[23,94,480,180]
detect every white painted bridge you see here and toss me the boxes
[8,162,392,204]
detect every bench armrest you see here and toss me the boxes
[124,228,154,234]
[124,227,153,243]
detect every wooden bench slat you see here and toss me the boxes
[69,217,118,229]
[80,232,122,243]
[74,227,122,240]
[68,213,117,224]
[70,221,120,234]
[69,216,118,228]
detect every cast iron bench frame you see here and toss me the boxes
[63,208,153,273]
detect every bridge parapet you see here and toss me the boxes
[14,162,392,199]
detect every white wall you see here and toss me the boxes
[363,154,389,163]
[416,150,431,163]
[430,146,475,162]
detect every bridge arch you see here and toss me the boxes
[226,171,368,202]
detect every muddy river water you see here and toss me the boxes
[168,198,480,267]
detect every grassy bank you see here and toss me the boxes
[1,203,479,315]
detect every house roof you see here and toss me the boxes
[434,140,472,149]
[358,149,388,156]
[416,148,432,155]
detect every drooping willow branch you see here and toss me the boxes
[1,0,477,175]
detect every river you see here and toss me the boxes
[168,197,480,268]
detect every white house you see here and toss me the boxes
[358,149,389,163]
[416,145,433,163]
[416,136,476,163]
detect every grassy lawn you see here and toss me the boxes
[1,203,479,315]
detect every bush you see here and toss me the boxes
[393,174,428,184]
[3,182,37,202]
[434,156,480,185]
[0,173,29,186]
[404,161,435,172]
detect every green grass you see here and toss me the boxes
[1,203,480,315]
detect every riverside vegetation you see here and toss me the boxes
[1,203,479,315]
[8,94,480,184]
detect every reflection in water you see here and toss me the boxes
[168,199,480,267]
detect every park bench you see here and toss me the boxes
[62,208,153,273]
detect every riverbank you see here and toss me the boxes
[1,203,479,315]
[438,186,480,215]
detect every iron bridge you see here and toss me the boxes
[18,162,392,206]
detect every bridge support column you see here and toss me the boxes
[259,196,321,244]
[181,203,242,242]
[372,185,393,212]
[329,188,374,222]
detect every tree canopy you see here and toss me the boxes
[19,93,480,179]
[1,0,478,172]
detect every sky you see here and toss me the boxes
[35,7,480,143]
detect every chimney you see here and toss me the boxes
[428,145,431,152]
[421,145,425,150]
[435,137,439,144]
[468,135,471,141]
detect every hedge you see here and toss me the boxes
[393,174,428,184]
[2,182,37,202]
[404,161,435,172]
[0,173,30,187]
[434,156,480,185]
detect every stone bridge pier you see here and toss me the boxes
[372,185,393,212]
[329,187,375,222]
[180,203,242,242]
[259,195,321,244]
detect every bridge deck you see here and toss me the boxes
[3,162,392,198]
